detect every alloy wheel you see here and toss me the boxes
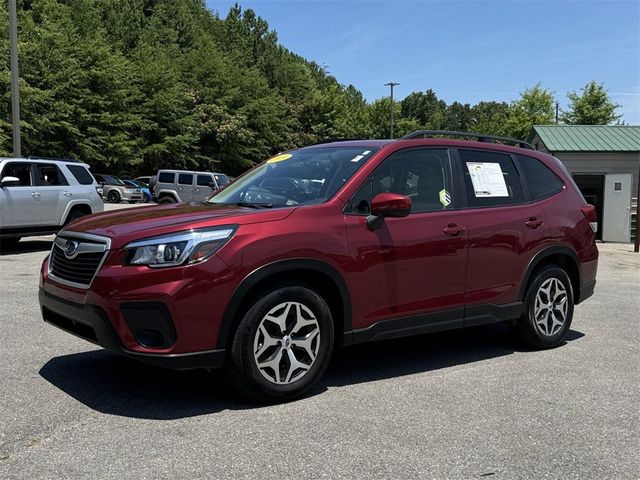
[253,301,321,385]
[533,277,568,337]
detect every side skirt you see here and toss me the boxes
[345,302,523,346]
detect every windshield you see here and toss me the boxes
[106,176,125,186]
[209,146,378,207]
[214,174,230,186]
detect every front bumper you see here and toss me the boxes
[39,288,225,370]
[122,191,143,201]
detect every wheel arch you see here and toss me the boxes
[61,201,92,225]
[519,246,582,304]
[156,190,179,202]
[217,259,351,350]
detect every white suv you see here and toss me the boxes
[0,157,103,247]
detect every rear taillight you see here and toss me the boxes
[581,204,597,233]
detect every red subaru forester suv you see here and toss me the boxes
[39,131,598,402]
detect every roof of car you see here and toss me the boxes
[307,138,539,155]
[0,156,88,164]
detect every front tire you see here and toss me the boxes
[107,190,121,203]
[228,286,334,403]
[518,265,574,349]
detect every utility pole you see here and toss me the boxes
[384,82,399,139]
[634,161,639,252]
[8,0,22,157]
[8,0,21,157]
[555,102,559,124]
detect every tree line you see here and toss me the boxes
[0,0,622,176]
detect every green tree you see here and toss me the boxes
[506,84,555,140]
[469,101,511,137]
[562,81,621,125]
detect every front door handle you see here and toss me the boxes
[525,217,543,229]
[443,223,466,236]
[31,191,41,198]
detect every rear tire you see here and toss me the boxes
[0,237,21,250]
[228,286,334,403]
[64,208,88,226]
[159,196,176,204]
[107,190,121,203]
[518,265,574,349]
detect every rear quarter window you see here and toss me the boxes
[66,165,95,185]
[516,154,564,200]
[158,172,175,183]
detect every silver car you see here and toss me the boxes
[0,157,104,247]
[154,169,229,204]
[93,173,143,203]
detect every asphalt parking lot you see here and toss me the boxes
[1,211,638,479]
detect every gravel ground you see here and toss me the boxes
[0,227,638,479]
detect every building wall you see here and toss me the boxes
[553,152,639,196]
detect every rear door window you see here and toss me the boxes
[1,162,33,186]
[66,165,95,185]
[36,164,68,186]
[178,173,194,186]
[515,154,564,200]
[158,172,175,183]
[458,149,523,207]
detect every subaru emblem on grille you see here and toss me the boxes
[64,240,79,258]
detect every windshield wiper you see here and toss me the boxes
[230,202,274,209]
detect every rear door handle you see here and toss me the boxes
[525,217,543,229]
[31,191,41,198]
[443,223,466,236]
[63,191,73,197]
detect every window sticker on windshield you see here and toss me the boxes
[267,153,292,164]
[439,189,451,207]
[351,150,371,163]
[466,162,508,197]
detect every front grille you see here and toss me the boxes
[49,234,109,288]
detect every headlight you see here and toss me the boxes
[124,226,236,268]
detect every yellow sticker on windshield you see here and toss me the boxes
[266,153,292,164]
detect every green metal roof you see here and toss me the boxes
[532,125,640,152]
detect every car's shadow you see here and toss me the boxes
[39,324,585,419]
[0,239,52,255]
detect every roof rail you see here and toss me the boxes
[400,130,534,150]
[28,156,84,163]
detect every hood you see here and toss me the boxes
[64,202,294,249]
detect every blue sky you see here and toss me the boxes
[207,0,640,124]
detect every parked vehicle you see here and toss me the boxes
[123,179,152,203]
[134,176,152,185]
[0,157,103,247]
[153,169,228,204]
[39,131,598,403]
[94,174,143,203]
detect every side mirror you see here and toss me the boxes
[367,193,412,230]
[1,176,20,187]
